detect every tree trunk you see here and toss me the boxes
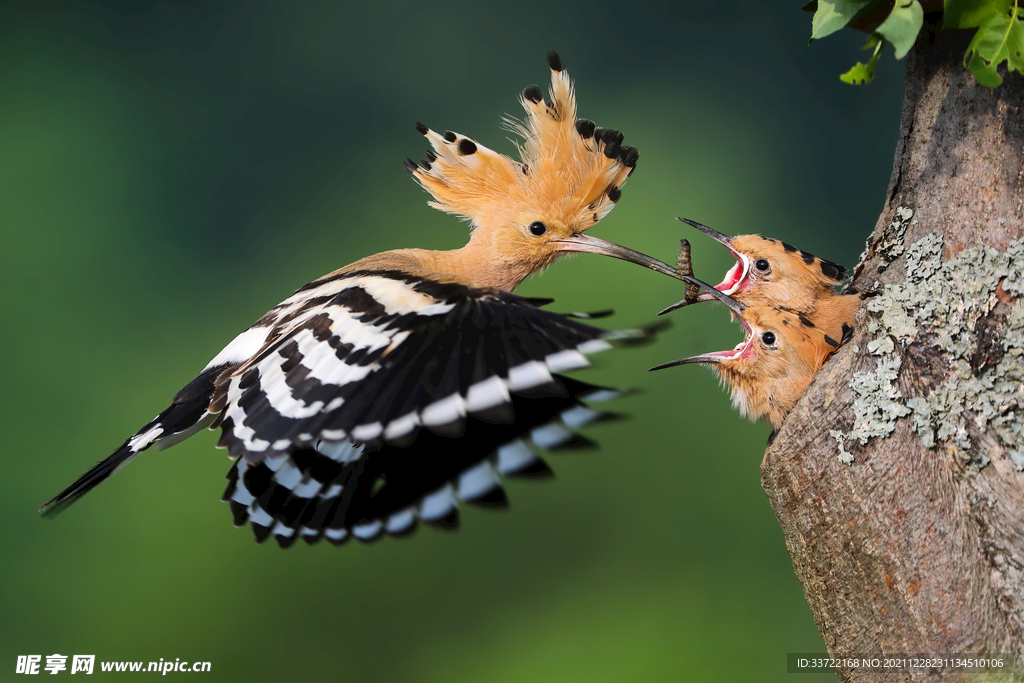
[762,16,1024,682]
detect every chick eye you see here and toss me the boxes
[529,221,547,236]
[761,331,776,346]
[754,258,770,273]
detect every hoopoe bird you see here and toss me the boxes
[651,277,846,429]
[660,218,860,344]
[41,52,677,547]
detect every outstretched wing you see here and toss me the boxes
[206,267,641,547]
[209,268,615,464]
[40,266,631,525]
[222,377,624,547]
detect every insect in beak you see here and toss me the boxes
[681,274,746,313]
[552,233,686,280]
[657,217,752,315]
[649,276,750,371]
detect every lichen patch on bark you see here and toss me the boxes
[858,205,915,276]
[839,216,1024,470]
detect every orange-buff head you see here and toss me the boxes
[405,52,681,289]
[651,277,842,429]
[660,218,847,316]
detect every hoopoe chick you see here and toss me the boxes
[661,218,860,343]
[40,52,670,548]
[651,278,844,429]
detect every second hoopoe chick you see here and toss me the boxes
[651,277,845,429]
[41,52,677,548]
[661,218,860,343]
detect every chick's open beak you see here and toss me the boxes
[681,275,746,314]
[657,218,751,315]
[676,217,733,247]
[649,276,749,372]
[650,351,730,371]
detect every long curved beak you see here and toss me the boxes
[650,353,727,370]
[657,218,747,315]
[681,275,746,315]
[552,233,685,280]
[658,273,748,316]
[649,276,749,372]
[658,295,713,316]
[676,217,733,247]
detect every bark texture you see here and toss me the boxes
[763,18,1024,682]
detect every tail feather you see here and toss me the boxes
[40,364,227,518]
[39,439,142,518]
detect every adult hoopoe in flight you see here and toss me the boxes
[651,277,847,429]
[660,218,860,344]
[41,52,681,548]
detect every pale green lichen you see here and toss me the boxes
[839,207,1024,470]
[830,430,855,465]
[847,355,912,445]
[904,232,943,282]
[909,360,974,455]
[906,396,935,447]
[869,205,915,273]
[867,336,895,356]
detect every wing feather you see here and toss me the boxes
[200,268,646,546]
[213,270,609,460]
[224,376,620,546]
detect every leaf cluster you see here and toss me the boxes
[804,0,1024,86]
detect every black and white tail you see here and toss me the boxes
[39,365,225,518]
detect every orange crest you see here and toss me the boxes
[407,52,637,237]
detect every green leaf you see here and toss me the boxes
[965,2,1024,86]
[811,0,874,40]
[840,37,884,83]
[876,0,925,59]
[944,0,1012,29]
[839,61,878,83]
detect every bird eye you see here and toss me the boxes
[754,258,770,272]
[761,331,776,346]
[529,221,547,236]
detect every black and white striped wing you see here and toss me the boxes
[221,376,622,547]
[203,268,631,546]
[39,268,625,525]
[209,269,613,462]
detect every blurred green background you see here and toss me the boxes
[0,1,903,681]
